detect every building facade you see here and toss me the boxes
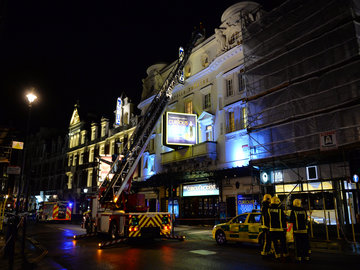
[26,128,68,210]
[65,96,138,215]
[136,2,264,224]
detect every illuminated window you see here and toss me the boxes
[206,125,213,141]
[101,125,106,137]
[204,93,211,109]
[87,170,93,187]
[100,145,105,155]
[89,148,94,162]
[241,107,247,129]
[79,152,84,165]
[227,111,235,133]
[226,79,233,97]
[68,155,72,167]
[73,154,78,166]
[185,100,193,114]
[81,132,86,144]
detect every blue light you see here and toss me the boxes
[68,203,73,208]
[225,132,250,167]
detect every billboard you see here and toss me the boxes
[164,112,197,146]
[182,183,219,197]
[98,155,114,182]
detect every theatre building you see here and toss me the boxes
[134,2,264,224]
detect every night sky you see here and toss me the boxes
[0,0,279,136]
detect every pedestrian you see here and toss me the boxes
[260,194,272,258]
[268,196,289,261]
[290,199,310,262]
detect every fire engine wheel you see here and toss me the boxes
[215,230,227,245]
[109,222,119,239]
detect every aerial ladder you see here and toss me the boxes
[99,29,203,207]
[75,27,204,248]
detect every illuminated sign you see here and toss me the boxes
[182,183,219,197]
[260,171,272,184]
[115,97,122,125]
[320,131,337,151]
[237,195,258,214]
[164,112,197,146]
[12,141,24,150]
[98,155,114,182]
[353,174,359,183]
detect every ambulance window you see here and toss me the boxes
[233,214,247,224]
[248,214,261,223]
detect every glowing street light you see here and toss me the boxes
[26,92,37,105]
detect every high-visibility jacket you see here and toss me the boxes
[261,201,270,229]
[268,203,287,232]
[290,206,308,233]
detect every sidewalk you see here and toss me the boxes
[0,232,47,270]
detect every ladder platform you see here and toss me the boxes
[161,234,186,241]
[98,238,128,249]
[73,232,97,240]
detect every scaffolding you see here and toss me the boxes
[238,0,360,243]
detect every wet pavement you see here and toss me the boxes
[0,224,359,270]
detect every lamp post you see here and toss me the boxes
[16,91,37,256]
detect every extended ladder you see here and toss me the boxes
[99,29,204,205]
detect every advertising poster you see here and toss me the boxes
[98,156,114,182]
[165,112,197,146]
[237,195,258,214]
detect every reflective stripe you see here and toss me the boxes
[294,229,307,233]
[269,228,284,232]
[66,207,72,220]
[53,205,59,219]
[128,214,170,238]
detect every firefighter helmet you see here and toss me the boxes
[293,199,302,207]
[263,194,272,202]
[271,196,281,204]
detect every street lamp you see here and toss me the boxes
[18,90,37,255]
[26,93,37,104]
[15,91,37,214]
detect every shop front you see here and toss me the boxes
[264,163,360,240]
[178,182,220,225]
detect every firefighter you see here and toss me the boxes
[290,199,310,262]
[260,194,272,258]
[268,196,288,260]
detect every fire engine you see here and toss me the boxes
[81,27,204,242]
[37,201,73,222]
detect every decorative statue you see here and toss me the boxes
[215,28,226,54]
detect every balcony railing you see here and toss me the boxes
[161,141,217,164]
